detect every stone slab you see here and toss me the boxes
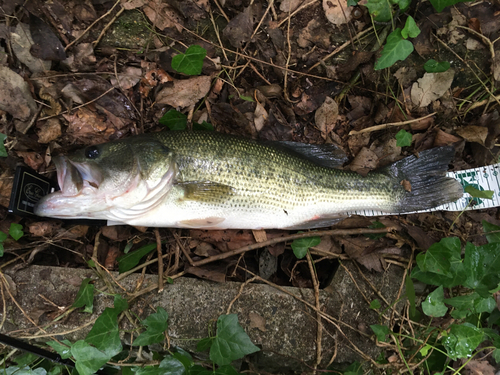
[0,262,405,372]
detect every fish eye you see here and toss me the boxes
[85,146,100,159]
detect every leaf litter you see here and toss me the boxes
[0,0,500,372]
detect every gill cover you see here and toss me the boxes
[34,137,177,220]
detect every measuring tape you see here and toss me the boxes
[350,163,500,217]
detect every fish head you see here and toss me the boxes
[35,136,177,220]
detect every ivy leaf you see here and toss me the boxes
[370,299,381,309]
[193,121,214,131]
[424,59,451,73]
[443,323,484,360]
[132,307,169,346]
[196,337,214,352]
[117,243,156,273]
[0,133,7,157]
[85,295,128,357]
[465,185,494,199]
[429,0,473,13]
[463,242,500,297]
[370,324,390,342]
[210,314,260,366]
[422,286,448,317]
[9,223,24,241]
[401,16,420,39]
[71,340,111,375]
[413,237,465,288]
[395,129,412,147]
[159,109,187,130]
[290,236,321,259]
[71,278,94,313]
[375,28,414,70]
[171,45,207,76]
[365,0,392,22]
[0,231,7,242]
[158,355,185,375]
[46,340,73,360]
[482,220,500,244]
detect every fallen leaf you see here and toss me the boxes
[347,147,378,176]
[463,360,496,375]
[0,66,38,121]
[222,4,260,48]
[410,70,455,107]
[249,312,267,332]
[143,0,184,32]
[323,0,352,26]
[28,222,61,237]
[315,96,338,139]
[110,66,142,90]
[400,179,412,192]
[37,118,62,143]
[10,23,51,73]
[298,19,331,48]
[156,76,212,109]
[280,0,307,12]
[16,151,44,171]
[101,226,132,241]
[105,246,122,270]
[29,13,66,61]
[253,101,268,132]
[433,129,462,147]
[455,125,488,145]
[185,265,226,283]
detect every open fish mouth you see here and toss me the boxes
[54,156,104,197]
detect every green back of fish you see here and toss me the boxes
[145,131,396,211]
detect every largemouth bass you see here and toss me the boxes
[34,131,463,229]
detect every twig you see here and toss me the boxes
[306,252,322,368]
[192,227,395,267]
[39,87,116,121]
[172,230,195,266]
[277,0,320,27]
[348,112,436,135]
[65,0,122,50]
[93,6,125,47]
[154,229,164,292]
[308,26,374,72]
[226,276,257,314]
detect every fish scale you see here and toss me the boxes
[34,131,464,229]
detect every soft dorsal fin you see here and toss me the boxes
[269,141,348,169]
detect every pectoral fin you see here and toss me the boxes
[178,181,235,202]
[179,217,225,228]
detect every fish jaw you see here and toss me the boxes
[35,156,178,221]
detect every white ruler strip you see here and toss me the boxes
[351,163,500,217]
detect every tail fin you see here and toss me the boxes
[380,147,464,213]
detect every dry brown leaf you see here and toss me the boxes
[455,125,488,145]
[315,96,338,139]
[16,151,44,171]
[0,66,38,121]
[410,70,455,107]
[105,246,122,270]
[222,4,260,48]
[0,169,14,208]
[434,129,462,147]
[10,23,51,73]
[249,312,267,332]
[156,76,212,109]
[347,147,378,176]
[28,221,61,237]
[323,0,352,26]
[463,360,496,375]
[110,66,142,90]
[101,226,132,241]
[122,0,148,10]
[143,1,184,32]
[298,19,331,48]
[37,118,62,143]
[185,265,226,283]
[253,101,268,132]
